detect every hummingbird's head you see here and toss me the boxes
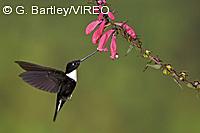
[66,60,80,73]
[65,50,97,73]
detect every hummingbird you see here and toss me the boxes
[15,50,97,122]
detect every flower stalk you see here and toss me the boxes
[85,0,200,93]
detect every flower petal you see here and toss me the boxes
[85,20,101,35]
[98,13,104,20]
[97,0,103,5]
[98,0,106,4]
[110,35,118,59]
[92,30,101,44]
[115,22,137,39]
[92,20,106,44]
[102,0,106,4]
[123,24,137,39]
[98,29,114,51]
[108,12,115,20]
[97,33,107,51]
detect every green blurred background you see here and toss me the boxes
[0,0,200,133]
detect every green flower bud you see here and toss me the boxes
[179,72,187,81]
[143,50,151,58]
[162,64,173,75]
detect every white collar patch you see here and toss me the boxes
[66,70,77,82]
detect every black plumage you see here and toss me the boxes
[16,60,79,121]
[15,50,97,122]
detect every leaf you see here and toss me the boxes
[143,61,152,72]
[146,64,162,70]
[197,84,200,89]
[125,45,134,56]
[187,83,194,89]
[173,78,182,89]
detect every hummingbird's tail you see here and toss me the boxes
[53,98,65,122]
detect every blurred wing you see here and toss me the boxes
[16,61,65,93]
[15,61,58,71]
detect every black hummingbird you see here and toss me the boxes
[15,50,97,122]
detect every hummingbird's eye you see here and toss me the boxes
[72,63,75,66]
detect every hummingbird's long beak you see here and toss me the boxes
[80,50,98,62]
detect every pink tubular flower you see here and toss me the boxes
[108,12,115,20]
[85,13,103,35]
[92,20,106,44]
[98,13,104,20]
[98,29,115,52]
[97,0,106,5]
[85,20,101,35]
[110,34,118,59]
[85,13,106,44]
[115,22,137,39]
